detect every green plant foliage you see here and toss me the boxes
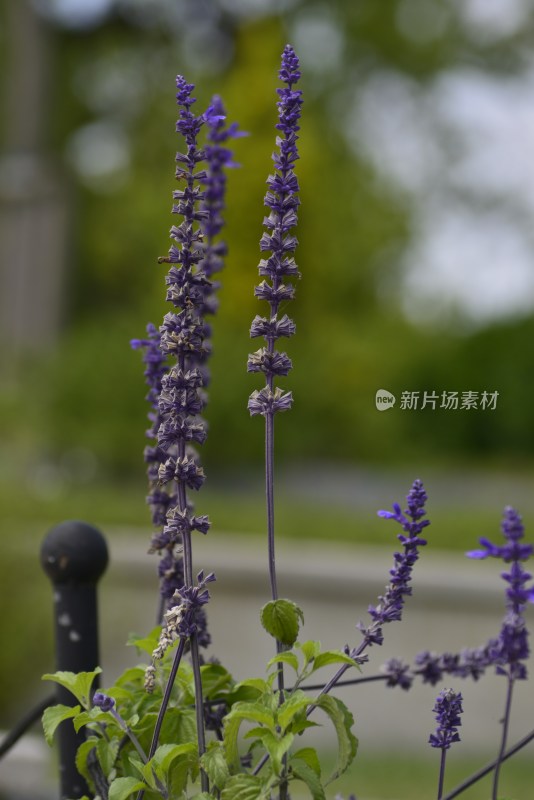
[260,599,304,646]
[41,668,102,708]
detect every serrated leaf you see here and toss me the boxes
[200,741,230,790]
[108,776,147,800]
[312,651,361,672]
[291,747,321,777]
[97,736,121,776]
[220,773,267,800]
[290,758,326,800]
[42,704,81,746]
[42,668,102,708]
[314,695,358,783]
[261,600,304,646]
[266,651,300,673]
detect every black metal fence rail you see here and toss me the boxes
[0,520,109,800]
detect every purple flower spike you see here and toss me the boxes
[248,44,303,412]
[467,506,534,680]
[429,689,463,750]
[355,480,430,650]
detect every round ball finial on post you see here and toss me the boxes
[41,519,109,585]
[41,520,109,800]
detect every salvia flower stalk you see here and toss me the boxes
[247,43,303,608]
[467,506,534,800]
[132,92,239,640]
[308,479,430,709]
[429,689,463,799]
[143,74,220,789]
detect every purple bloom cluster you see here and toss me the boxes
[356,479,430,648]
[133,79,238,641]
[166,570,216,640]
[381,643,495,691]
[247,44,303,418]
[92,692,115,713]
[467,506,534,681]
[429,689,463,750]
[201,95,243,281]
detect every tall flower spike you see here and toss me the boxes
[247,44,303,418]
[354,479,430,649]
[141,76,227,788]
[193,96,243,389]
[466,507,534,799]
[467,506,534,680]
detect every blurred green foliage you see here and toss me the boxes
[1,2,534,485]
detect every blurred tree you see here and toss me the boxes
[1,0,533,478]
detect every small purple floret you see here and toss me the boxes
[429,689,463,750]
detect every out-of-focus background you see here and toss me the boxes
[2,0,534,796]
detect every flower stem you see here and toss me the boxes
[492,676,514,800]
[437,748,447,799]
[148,637,186,759]
[182,522,209,792]
[265,409,278,603]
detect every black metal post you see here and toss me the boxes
[41,520,109,800]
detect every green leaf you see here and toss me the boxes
[96,736,121,776]
[291,748,321,778]
[126,627,162,656]
[75,737,99,789]
[115,666,148,689]
[42,704,81,746]
[312,650,362,672]
[232,678,270,697]
[290,758,326,800]
[298,641,321,666]
[153,741,197,774]
[260,600,304,646]
[223,701,276,768]
[73,707,118,734]
[277,691,311,731]
[220,774,267,800]
[314,695,358,783]
[200,741,230,790]
[42,668,102,709]
[260,731,294,776]
[200,662,234,698]
[108,776,147,800]
[266,651,300,674]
